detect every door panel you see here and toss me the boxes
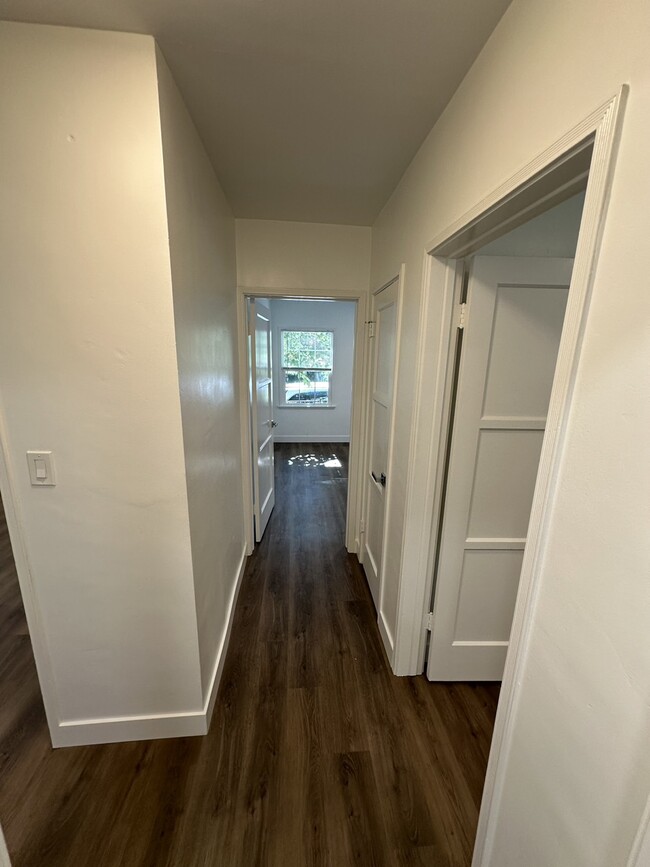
[365,492,383,584]
[249,300,275,542]
[362,278,399,609]
[467,429,545,538]
[375,302,396,398]
[427,256,572,681]
[454,549,523,641]
[482,285,569,417]
[370,402,389,486]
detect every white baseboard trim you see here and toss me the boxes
[378,608,395,666]
[52,545,249,749]
[203,544,248,728]
[53,708,208,748]
[273,435,350,443]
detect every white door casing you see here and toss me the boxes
[362,277,399,610]
[249,299,275,542]
[427,256,573,681]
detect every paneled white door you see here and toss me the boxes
[427,256,573,681]
[362,278,399,609]
[249,300,275,542]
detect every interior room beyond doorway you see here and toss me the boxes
[243,292,362,551]
[270,299,356,445]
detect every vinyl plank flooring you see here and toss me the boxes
[327,749,390,866]
[0,445,500,866]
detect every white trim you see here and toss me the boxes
[377,608,394,662]
[52,545,248,748]
[203,544,247,727]
[431,147,592,260]
[273,435,350,443]
[238,285,362,301]
[237,285,368,556]
[392,256,462,674]
[54,708,209,748]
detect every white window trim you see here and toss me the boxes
[277,327,337,409]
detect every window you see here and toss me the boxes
[280,330,334,406]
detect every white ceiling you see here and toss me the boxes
[0,0,512,225]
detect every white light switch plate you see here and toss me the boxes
[27,451,56,486]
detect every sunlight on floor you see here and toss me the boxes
[287,453,342,468]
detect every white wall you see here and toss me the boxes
[269,299,356,442]
[370,0,650,864]
[156,50,246,703]
[479,191,585,257]
[0,23,206,744]
[236,219,371,293]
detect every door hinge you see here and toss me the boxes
[424,611,435,632]
[359,518,365,534]
[457,303,467,330]
[366,320,375,338]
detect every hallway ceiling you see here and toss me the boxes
[0,0,511,225]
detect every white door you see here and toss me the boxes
[427,256,573,681]
[249,299,275,542]
[362,278,399,608]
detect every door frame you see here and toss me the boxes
[237,285,368,556]
[388,87,627,865]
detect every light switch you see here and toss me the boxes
[27,451,56,486]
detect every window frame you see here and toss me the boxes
[277,327,336,409]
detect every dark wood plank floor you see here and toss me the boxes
[0,444,499,866]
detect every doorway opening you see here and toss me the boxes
[397,89,625,866]
[238,274,405,666]
[239,292,366,556]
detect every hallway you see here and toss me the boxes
[0,445,499,866]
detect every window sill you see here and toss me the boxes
[278,404,338,410]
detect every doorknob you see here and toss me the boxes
[371,471,387,487]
